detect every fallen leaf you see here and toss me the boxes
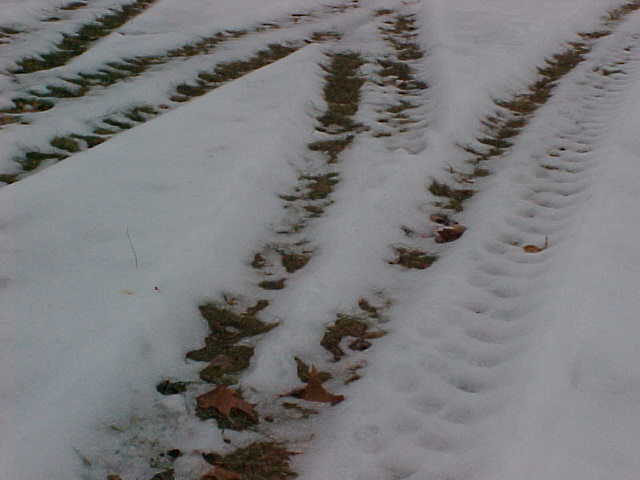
[201,466,242,480]
[522,236,548,253]
[434,224,466,243]
[285,366,344,405]
[197,386,257,420]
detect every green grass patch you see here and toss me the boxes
[50,136,80,152]
[307,135,353,163]
[0,97,53,113]
[301,173,339,200]
[17,151,68,171]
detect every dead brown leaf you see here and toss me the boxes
[285,366,344,405]
[197,386,257,420]
[522,236,548,253]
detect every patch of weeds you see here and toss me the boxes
[175,82,208,98]
[50,136,80,152]
[103,118,133,130]
[0,173,18,184]
[61,1,87,10]
[34,84,87,98]
[303,205,324,216]
[203,442,297,480]
[321,315,385,361]
[197,44,299,87]
[358,298,379,317]
[71,134,106,148]
[378,59,411,80]
[124,105,157,122]
[428,179,474,212]
[537,48,585,80]
[13,0,157,73]
[310,31,342,42]
[390,247,437,269]
[280,252,310,273]
[1,27,20,35]
[317,52,365,133]
[259,278,286,290]
[0,97,53,113]
[476,136,512,150]
[93,127,116,135]
[389,14,418,34]
[197,302,277,345]
[301,173,339,200]
[375,8,394,16]
[308,136,353,163]
[156,380,188,396]
[472,166,491,177]
[386,101,417,114]
[17,151,67,171]
[251,253,267,269]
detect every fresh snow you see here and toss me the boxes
[2,0,640,479]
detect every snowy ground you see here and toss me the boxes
[2,0,640,479]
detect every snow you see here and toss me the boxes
[2,0,640,479]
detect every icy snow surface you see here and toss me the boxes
[2,0,640,479]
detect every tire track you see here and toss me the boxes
[84,40,369,480]
[0,1,363,183]
[289,3,640,480]
[312,6,640,480]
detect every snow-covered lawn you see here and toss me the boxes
[2,1,640,479]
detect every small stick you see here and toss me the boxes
[126,227,139,269]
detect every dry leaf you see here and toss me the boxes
[197,386,257,420]
[201,466,242,480]
[434,224,466,243]
[522,236,548,253]
[285,366,345,405]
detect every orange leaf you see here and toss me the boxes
[197,386,257,420]
[285,366,345,405]
[201,466,242,480]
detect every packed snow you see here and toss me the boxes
[2,0,640,479]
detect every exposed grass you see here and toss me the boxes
[300,173,339,200]
[317,52,365,133]
[280,252,311,273]
[428,179,474,212]
[15,151,67,171]
[60,1,87,10]
[321,315,385,361]
[50,136,81,152]
[14,0,158,73]
[259,278,286,290]
[390,247,437,269]
[308,136,354,163]
[0,97,53,113]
